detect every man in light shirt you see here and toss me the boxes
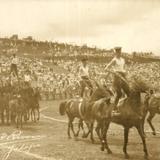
[10,54,18,78]
[79,58,93,97]
[24,70,31,86]
[105,47,130,114]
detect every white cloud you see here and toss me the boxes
[0,0,160,54]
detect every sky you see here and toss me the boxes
[0,0,160,55]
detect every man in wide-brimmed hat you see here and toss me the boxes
[79,58,93,97]
[105,47,130,114]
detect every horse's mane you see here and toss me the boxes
[129,77,149,93]
[90,86,112,102]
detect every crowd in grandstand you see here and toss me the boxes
[0,36,160,101]
[0,53,160,101]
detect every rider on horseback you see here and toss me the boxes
[105,47,130,114]
[79,58,93,98]
[10,54,19,79]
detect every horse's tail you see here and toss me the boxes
[59,101,67,116]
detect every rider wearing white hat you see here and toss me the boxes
[105,47,130,114]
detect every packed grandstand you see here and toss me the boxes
[0,35,160,101]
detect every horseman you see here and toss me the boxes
[79,58,93,98]
[10,54,19,79]
[105,47,130,114]
[24,70,32,87]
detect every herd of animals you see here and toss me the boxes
[1,75,159,159]
[59,78,160,159]
[0,81,41,128]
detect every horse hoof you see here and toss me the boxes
[144,154,150,160]
[107,149,112,154]
[152,132,156,136]
[82,135,87,138]
[124,154,130,159]
[74,133,78,137]
[82,134,86,138]
[101,147,104,151]
[91,139,95,144]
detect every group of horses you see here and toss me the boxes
[59,75,160,159]
[0,81,41,128]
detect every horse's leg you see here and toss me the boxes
[83,122,91,138]
[142,108,148,137]
[142,115,147,137]
[20,114,23,129]
[123,127,130,159]
[26,107,29,121]
[95,121,102,141]
[81,121,86,138]
[33,108,36,122]
[37,106,40,121]
[90,122,95,143]
[16,114,19,128]
[1,111,4,124]
[24,111,27,123]
[67,120,71,139]
[70,118,77,137]
[147,112,156,135]
[136,124,149,159]
[31,109,34,121]
[75,119,82,137]
[101,119,112,154]
[6,107,10,125]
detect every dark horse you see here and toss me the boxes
[20,85,41,122]
[144,91,160,135]
[59,86,112,142]
[100,79,150,159]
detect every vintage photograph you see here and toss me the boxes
[0,0,160,160]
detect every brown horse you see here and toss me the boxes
[21,86,40,122]
[0,92,10,125]
[59,98,89,139]
[100,79,150,159]
[59,86,112,142]
[144,92,160,135]
[9,96,28,128]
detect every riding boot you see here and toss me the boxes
[80,88,84,98]
[113,97,119,111]
[111,98,121,116]
[90,89,93,96]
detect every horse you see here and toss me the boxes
[59,86,113,143]
[144,91,160,135]
[30,88,41,122]
[99,78,150,159]
[0,86,12,125]
[20,85,40,122]
[9,95,28,128]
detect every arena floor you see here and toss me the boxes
[0,100,159,160]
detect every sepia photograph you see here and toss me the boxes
[0,0,160,160]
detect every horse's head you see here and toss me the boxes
[131,78,149,93]
[90,86,112,102]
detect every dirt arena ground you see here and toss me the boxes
[0,100,159,160]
